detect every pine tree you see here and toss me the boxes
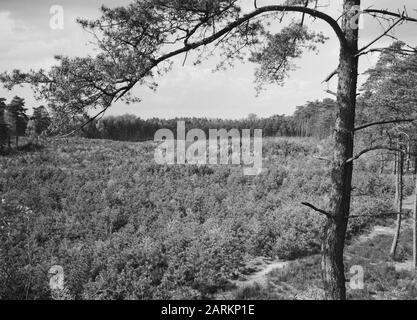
[31,105,51,136]
[6,96,28,147]
[0,98,9,150]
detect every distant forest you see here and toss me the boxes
[80,98,339,141]
[0,96,338,149]
[0,95,390,144]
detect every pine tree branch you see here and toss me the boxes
[322,68,339,83]
[349,210,411,219]
[346,146,406,164]
[355,17,405,57]
[115,5,349,101]
[301,202,334,219]
[354,119,416,132]
[363,9,417,23]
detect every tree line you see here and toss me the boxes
[0,94,339,149]
[77,98,338,141]
[0,97,51,151]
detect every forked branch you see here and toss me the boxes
[356,17,405,57]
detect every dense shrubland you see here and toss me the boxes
[0,137,396,299]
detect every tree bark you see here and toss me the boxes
[405,143,410,172]
[321,0,359,300]
[395,151,401,205]
[390,151,403,259]
[413,173,417,270]
[379,152,385,174]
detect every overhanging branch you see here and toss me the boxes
[59,106,110,138]
[115,4,348,101]
[363,9,417,23]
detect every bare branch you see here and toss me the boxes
[363,9,417,23]
[349,210,411,219]
[325,89,337,97]
[322,68,339,83]
[301,202,334,219]
[357,47,417,57]
[346,146,405,163]
[59,107,110,138]
[355,17,405,57]
[312,156,333,162]
[355,119,416,132]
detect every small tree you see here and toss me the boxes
[5,96,28,147]
[31,105,51,138]
[0,98,9,150]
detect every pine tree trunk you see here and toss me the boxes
[413,173,417,270]
[379,152,385,174]
[395,151,400,205]
[321,0,359,300]
[406,143,410,172]
[390,152,403,259]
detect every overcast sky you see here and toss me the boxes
[0,0,416,119]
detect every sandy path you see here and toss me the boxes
[233,259,289,288]
[356,195,415,243]
[229,195,416,292]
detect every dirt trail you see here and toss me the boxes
[356,195,415,244]
[232,258,289,288]
[227,195,416,293]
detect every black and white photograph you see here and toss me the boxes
[1,0,417,306]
